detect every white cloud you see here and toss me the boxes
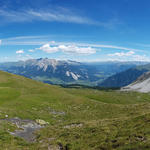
[37,44,96,55]
[58,45,96,54]
[108,51,150,62]
[108,51,135,57]
[0,40,2,45]
[16,49,24,54]
[28,49,34,52]
[37,44,59,53]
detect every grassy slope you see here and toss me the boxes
[0,71,150,149]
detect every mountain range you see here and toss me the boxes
[0,58,147,86]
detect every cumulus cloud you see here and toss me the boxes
[0,40,2,45]
[37,44,59,53]
[108,51,135,57]
[16,49,24,54]
[58,45,96,54]
[37,44,96,55]
[108,50,150,61]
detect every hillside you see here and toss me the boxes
[1,71,150,149]
[0,58,145,86]
[122,71,150,93]
[99,63,150,88]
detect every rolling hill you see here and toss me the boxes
[1,71,150,149]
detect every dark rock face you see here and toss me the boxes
[99,68,147,88]
[135,71,150,83]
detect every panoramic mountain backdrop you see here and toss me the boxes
[0,58,147,86]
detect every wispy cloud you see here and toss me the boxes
[5,35,49,41]
[2,35,51,45]
[0,6,122,28]
[0,8,98,25]
[83,44,142,52]
[2,35,145,52]
[108,51,135,57]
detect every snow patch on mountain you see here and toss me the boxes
[70,72,78,80]
[66,71,80,80]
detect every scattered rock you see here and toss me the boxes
[64,123,83,129]
[32,107,37,111]
[2,117,45,142]
[51,111,65,116]
[48,107,66,116]
[48,145,60,150]
[36,119,49,125]
[48,138,55,142]
[135,135,146,141]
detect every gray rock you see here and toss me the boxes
[3,117,44,142]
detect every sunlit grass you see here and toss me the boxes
[0,71,150,149]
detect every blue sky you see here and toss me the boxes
[0,0,150,62]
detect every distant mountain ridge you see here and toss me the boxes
[0,58,148,86]
[99,63,150,88]
[0,58,90,84]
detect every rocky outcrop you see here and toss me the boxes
[121,71,150,93]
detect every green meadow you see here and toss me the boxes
[0,71,150,149]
